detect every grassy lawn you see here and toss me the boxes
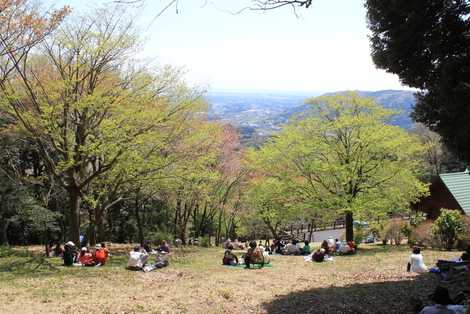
[0,244,462,314]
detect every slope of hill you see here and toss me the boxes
[206,90,417,146]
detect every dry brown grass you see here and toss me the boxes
[0,244,463,314]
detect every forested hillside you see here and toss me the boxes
[207,89,416,146]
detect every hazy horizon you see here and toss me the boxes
[207,87,416,95]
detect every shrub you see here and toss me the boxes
[381,218,408,245]
[408,221,438,248]
[147,230,174,246]
[409,212,426,227]
[200,235,211,247]
[0,246,31,258]
[432,209,464,250]
[401,223,412,238]
[353,227,365,247]
[457,216,470,250]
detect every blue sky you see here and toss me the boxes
[47,0,409,93]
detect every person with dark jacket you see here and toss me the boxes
[418,286,465,314]
[312,248,325,263]
[461,246,470,261]
[53,243,63,257]
[321,240,330,255]
[63,244,75,266]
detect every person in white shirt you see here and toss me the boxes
[419,287,466,314]
[127,246,149,270]
[409,247,428,273]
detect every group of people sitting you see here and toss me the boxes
[61,241,109,267]
[407,246,470,274]
[127,240,171,272]
[223,238,246,250]
[45,242,65,257]
[406,246,470,313]
[309,239,352,263]
[223,241,270,268]
[272,237,356,259]
[222,237,358,267]
[417,286,467,314]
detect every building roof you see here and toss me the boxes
[439,169,470,215]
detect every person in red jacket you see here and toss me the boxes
[79,247,96,266]
[95,243,109,266]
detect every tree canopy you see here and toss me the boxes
[0,3,247,246]
[247,92,427,241]
[366,0,470,164]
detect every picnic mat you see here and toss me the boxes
[224,262,273,269]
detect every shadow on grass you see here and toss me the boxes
[262,273,437,314]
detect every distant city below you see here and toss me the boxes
[206,89,417,146]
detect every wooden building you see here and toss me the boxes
[414,170,470,219]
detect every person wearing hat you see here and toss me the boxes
[63,242,75,266]
[78,247,96,266]
[418,286,465,314]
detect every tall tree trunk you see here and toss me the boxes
[263,218,279,240]
[345,211,354,242]
[174,198,181,237]
[95,206,105,243]
[308,222,314,242]
[134,191,144,246]
[88,208,96,247]
[69,188,81,246]
[215,209,223,246]
[0,219,10,246]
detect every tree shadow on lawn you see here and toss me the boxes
[262,273,437,314]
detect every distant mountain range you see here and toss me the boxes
[206,90,417,146]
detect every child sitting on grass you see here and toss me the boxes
[222,244,239,266]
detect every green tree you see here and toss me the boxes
[432,208,464,250]
[0,8,195,244]
[250,92,427,242]
[245,176,297,239]
[366,0,470,164]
